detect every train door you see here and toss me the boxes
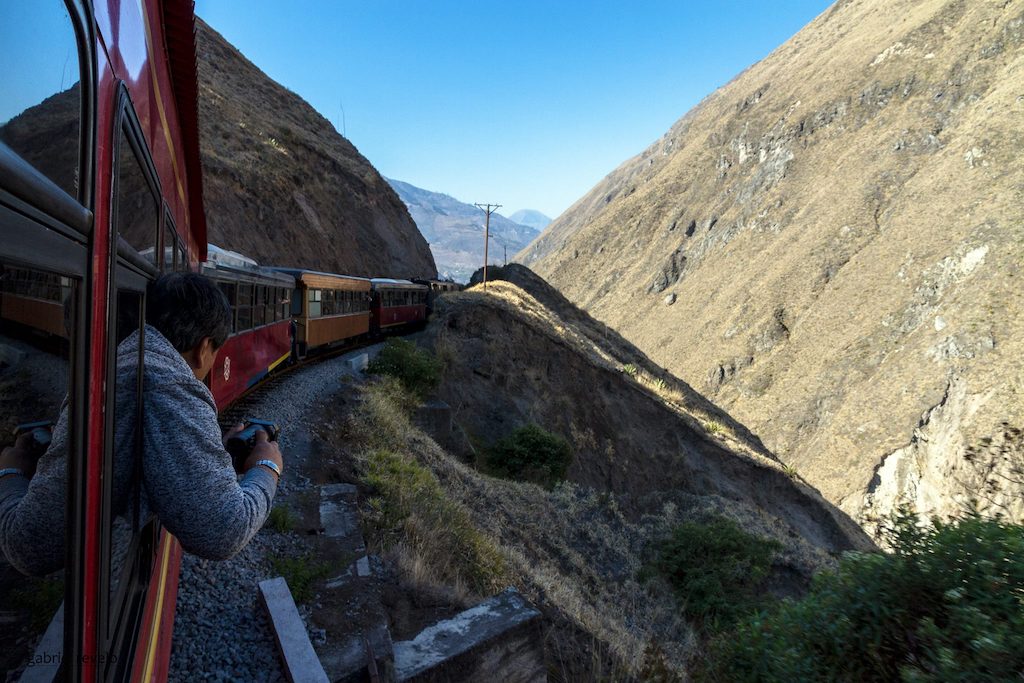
[0,0,94,679]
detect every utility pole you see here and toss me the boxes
[474,203,501,289]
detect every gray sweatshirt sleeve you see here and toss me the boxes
[0,406,70,576]
[142,375,277,560]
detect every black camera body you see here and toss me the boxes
[14,420,54,458]
[225,419,279,471]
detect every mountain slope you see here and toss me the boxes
[196,20,435,278]
[519,0,1024,533]
[387,178,539,282]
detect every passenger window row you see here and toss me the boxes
[382,291,427,308]
[306,289,369,318]
[216,282,289,334]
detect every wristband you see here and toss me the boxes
[0,468,26,479]
[255,459,281,477]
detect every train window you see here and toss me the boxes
[115,126,159,259]
[320,290,332,317]
[163,213,177,273]
[108,288,143,633]
[0,260,78,673]
[308,289,321,318]
[236,284,252,331]
[218,282,237,333]
[0,3,82,200]
[280,288,289,320]
[253,286,265,327]
[290,288,301,316]
[178,243,188,271]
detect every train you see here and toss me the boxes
[0,2,454,681]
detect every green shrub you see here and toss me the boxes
[700,511,1024,682]
[265,505,295,533]
[366,338,441,399]
[268,554,332,604]
[643,516,781,630]
[484,424,572,488]
[622,363,639,378]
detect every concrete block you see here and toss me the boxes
[394,588,545,682]
[319,484,364,550]
[324,622,395,683]
[345,353,369,372]
[259,577,330,683]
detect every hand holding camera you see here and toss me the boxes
[223,419,284,478]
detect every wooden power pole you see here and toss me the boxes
[474,203,501,289]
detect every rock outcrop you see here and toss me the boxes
[519,0,1024,534]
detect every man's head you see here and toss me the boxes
[146,272,232,380]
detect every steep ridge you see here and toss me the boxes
[195,20,435,278]
[519,0,1024,532]
[422,273,873,555]
[387,178,539,282]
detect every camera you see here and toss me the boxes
[14,421,54,458]
[225,419,280,471]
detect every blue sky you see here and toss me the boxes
[200,2,831,218]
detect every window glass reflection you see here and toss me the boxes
[0,260,75,674]
[0,2,82,199]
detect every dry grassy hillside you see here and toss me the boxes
[195,20,436,278]
[519,0,1024,533]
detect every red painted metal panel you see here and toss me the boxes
[378,304,427,329]
[208,320,292,408]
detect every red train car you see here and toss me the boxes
[370,278,429,335]
[202,247,294,407]
[1,1,205,680]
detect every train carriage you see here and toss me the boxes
[273,269,372,358]
[369,278,429,335]
[201,247,295,407]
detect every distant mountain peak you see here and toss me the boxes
[508,209,552,232]
[386,179,541,283]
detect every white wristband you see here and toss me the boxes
[255,459,281,477]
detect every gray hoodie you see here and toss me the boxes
[0,325,278,576]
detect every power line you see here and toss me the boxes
[474,203,502,289]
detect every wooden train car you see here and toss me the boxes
[0,266,74,339]
[370,278,429,334]
[273,269,372,357]
[201,247,294,407]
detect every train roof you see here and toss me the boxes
[271,268,372,290]
[201,245,294,285]
[371,278,429,291]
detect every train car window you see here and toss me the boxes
[0,3,82,200]
[178,243,188,271]
[162,212,177,273]
[218,282,237,333]
[115,126,159,260]
[308,289,321,318]
[252,286,264,327]
[237,283,252,331]
[107,288,143,632]
[290,288,301,316]
[0,260,78,674]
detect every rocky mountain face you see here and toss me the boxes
[519,0,1024,536]
[387,178,539,283]
[508,209,552,232]
[195,20,435,279]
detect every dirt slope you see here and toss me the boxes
[422,274,872,555]
[196,20,436,278]
[518,0,1024,531]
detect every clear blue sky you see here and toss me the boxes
[194,1,832,219]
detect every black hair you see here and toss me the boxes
[146,272,231,352]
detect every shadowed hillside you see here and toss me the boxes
[196,19,436,279]
[519,0,1024,534]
